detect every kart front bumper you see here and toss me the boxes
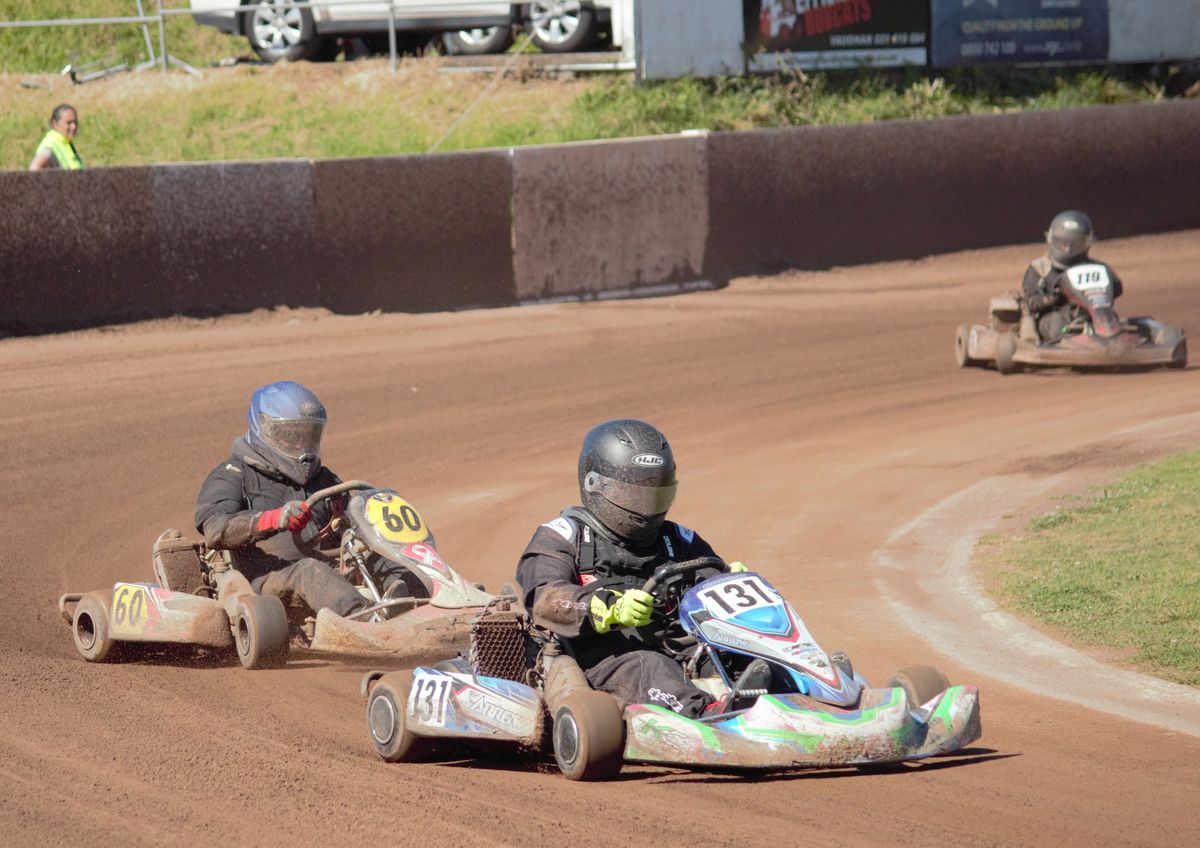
[624,685,981,769]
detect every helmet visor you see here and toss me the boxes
[1050,231,1093,261]
[259,417,325,459]
[584,471,677,517]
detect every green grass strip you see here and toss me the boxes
[990,449,1200,687]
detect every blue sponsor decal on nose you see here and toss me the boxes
[732,604,791,636]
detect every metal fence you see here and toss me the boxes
[0,1,515,74]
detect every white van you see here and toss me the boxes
[189,1,618,62]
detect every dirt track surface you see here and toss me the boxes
[3,230,1200,847]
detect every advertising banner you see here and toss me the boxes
[931,0,1110,66]
[747,1,929,71]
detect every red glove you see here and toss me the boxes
[255,500,312,534]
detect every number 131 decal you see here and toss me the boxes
[410,676,452,725]
[701,577,778,617]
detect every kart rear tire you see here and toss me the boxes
[888,665,951,708]
[552,690,625,781]
[994,333,1019,375]
[954,324,980,368]
[72,593,120,663]
[367,670,433,762]
[234,594,289,670]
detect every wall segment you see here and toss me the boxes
[2,100,1197,335]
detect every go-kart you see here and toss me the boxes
[59,481,501,669]
[955,263,1186,374]
[361,558,982,780]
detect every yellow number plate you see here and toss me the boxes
[110,583,151,637]
[365,493,429,544]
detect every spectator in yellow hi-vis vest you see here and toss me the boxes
[29,103,83,171]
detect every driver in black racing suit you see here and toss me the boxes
[1022,210,1123,341]
[194,381,371,619]
[515,419,767,719]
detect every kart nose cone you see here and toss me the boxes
[369,693,398,746]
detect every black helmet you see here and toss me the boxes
[578,419,678,544]
[245,381,327,485]
[1046,210,1094,266]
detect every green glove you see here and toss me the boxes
[728,561,750,573]
[589,589,655,633]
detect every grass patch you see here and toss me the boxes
[0,8,1176,170]
[988,450,1200,686]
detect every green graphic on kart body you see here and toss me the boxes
[626,688,917,763]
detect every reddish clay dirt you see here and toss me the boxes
[3,230,1200,846]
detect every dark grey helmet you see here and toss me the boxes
[578,419,678,544]
[1046,210,1094,266]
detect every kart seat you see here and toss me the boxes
[152,529,206,595]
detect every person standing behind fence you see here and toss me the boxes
[29,104,83,171]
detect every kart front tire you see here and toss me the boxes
[234,594,289,669]
[994,333,1019,375]
[367,671,432,762]
[955,324,980,368]
[888,665,951,708]
[72,593,120,663]
[552,690,624,781]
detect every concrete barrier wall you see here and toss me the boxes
[2,99,1197,335]
[0,168,160,334]
[153,161,319,315]
[512,135,709,301]
[312,150,515,314]
[705,100,1200,283]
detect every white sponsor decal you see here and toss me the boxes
[676,525,695,543]
[647,688,685,713]
[1066,263,1111,293]
[632,454,665,467]
[662,535,675,558]
[543,517,574,541]
[464,689,522,731]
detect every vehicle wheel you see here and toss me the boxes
[1170,337,1187,369]
[72,594,120,663]
[443,26,514,55]
[954,324,980,368]
[242,0,323,63]
[888,665,951,708]
[552,690,624,780]
[234,594,289,669]
[367,671,433,762]
[994,333,1019,375]
[524,2,597,53]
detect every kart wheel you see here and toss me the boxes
[72,593,120,663]
[552,690,624,781]
[234,594,289,670]
[994,333,1019,375]
[888,665,951,708]
[367,671,432,762]
[955,324,980,368]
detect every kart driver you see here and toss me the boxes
[515,418,769,719]
[1022,210,1123,341]
[194,381,370,619]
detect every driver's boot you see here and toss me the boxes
[701,659,772,718]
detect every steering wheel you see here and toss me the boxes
[640,556,728,656]
[642,556,727,598]
[303,479,375,548]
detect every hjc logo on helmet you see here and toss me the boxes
[632,454,665,467]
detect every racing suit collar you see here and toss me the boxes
[230,436,294,483]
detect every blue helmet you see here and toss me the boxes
[245,381,327,484]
